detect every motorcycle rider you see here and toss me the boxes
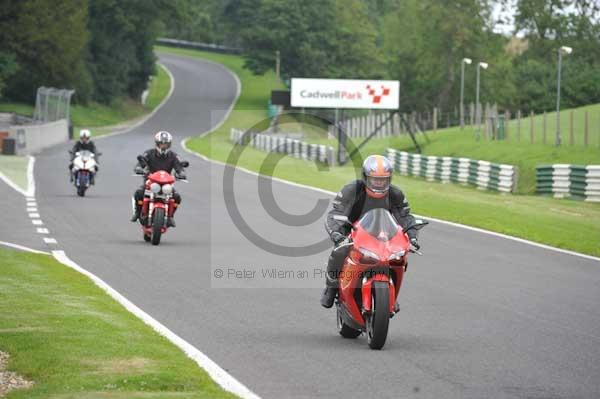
[320,154,420,308]
[130,131,186,227]
[69,129,99,184]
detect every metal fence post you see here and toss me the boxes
[543,111,547,144]
[570,110,574,145]
[530,111,534,143]
[584,110,589,147]
[517,110,521,142]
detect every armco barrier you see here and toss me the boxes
[156,38,243,55]
[386,148,518,193]
[328,112,401,139]
[7,119,69,155]
[230,128,336,165]
[536,165,600,202]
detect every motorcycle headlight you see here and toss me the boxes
[162,184,173,195]
[150,183,161,193]
[349,247,380,265]
[388,250,406,266]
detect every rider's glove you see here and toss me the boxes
[134,166,145,175]
[331,231,347,246]
[410,237,420,250]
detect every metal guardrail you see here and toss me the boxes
[156,38,243,55]
[386,148,518,193]
[536,165,600,201]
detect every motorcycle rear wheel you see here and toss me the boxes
[366,281,390,350]
[151,208,165,246]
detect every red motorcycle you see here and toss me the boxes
[135,156,188,245]
[334,208,427,349]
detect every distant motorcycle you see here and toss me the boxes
[70,150,99,197]
[333,209,428,349]
[134,155,189,245]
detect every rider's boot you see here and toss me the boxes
[320,274,338,308]
[167,217,176,228]
[130,204,140,222]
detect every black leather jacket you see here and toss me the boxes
[325,180,417,240]
[137,148,184,174]
[71,140,97,155]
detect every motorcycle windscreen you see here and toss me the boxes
[357,208,399,241]
[78,150,93,161]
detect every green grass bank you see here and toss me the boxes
[0,248,235,399]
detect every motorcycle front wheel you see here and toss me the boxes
[366,280,390,350]
[151,207,165,246]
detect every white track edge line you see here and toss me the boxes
[0,155,33,197]
[0,240,50,255]
[51,250,260,399]
[0,170,27,196]
[178,66,600,264]
[26,156,35,197]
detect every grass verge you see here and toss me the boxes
[0,155,27,192]
[352,124,600,194]
[158,45,600,257]
[0,248,235,399]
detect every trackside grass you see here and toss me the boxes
[159,46,600,257]
[0,155,28,192]
[0,248,235,399]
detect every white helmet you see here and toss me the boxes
[79,129,91,142]
[154,131,173,156]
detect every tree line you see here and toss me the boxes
[0,0,598,113]
[163,0,600,113]
[0,0,170,105]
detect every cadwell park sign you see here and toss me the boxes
[290,78,399,110]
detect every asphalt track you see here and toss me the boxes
[3,52,600,399]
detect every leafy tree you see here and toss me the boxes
[87,0,172,104]
[382,0,493,110]
[0,52,18,100]
[0,0,92,103]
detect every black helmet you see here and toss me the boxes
[154,131,172,156]
[362,155,393,198]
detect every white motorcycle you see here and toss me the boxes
[70,150,99,197]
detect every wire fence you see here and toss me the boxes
[332,103,600,147]
[33,87,75,123]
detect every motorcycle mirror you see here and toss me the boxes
[405,219,429,232]
[180,161,190,168]
[96,152,102,156]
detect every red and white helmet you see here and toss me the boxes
[362,155,393,198]
[154,131,173,156]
